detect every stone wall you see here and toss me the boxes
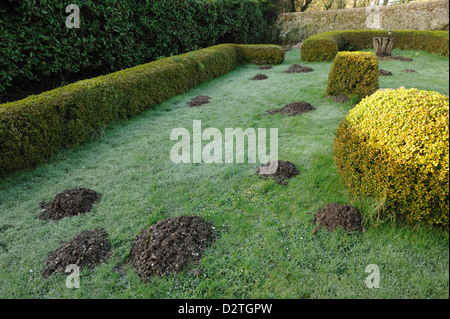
[276,0,449,43]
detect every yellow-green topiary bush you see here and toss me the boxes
[327,51,379,99]
[334,88,449,228]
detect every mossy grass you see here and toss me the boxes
[0,48,448,298]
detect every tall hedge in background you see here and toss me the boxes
[0,0,276,103]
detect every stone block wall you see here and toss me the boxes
[276,0,449,43]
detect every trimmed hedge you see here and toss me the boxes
[235,44,285,65]
[301,30,450,62]
[334,88,449,228]
[0,44,283,176]
[327,52,379,99]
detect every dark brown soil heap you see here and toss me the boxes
[39,188,101,221]
[258,65,273,70]
[267,102,315,117]
[402,69,417,73]
[251,74,268,81]
[257,160,299,185]
[331,95,349,103]
[392,56,413,62]
[128,216,215,281]
[314,203,363,232]
[379,69,393,76]
[42,228,111,278]
[283,64,314,74]
[189,96,211,107]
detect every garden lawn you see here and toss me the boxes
[0,48,448,299]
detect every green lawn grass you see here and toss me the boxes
[0,48,448,299]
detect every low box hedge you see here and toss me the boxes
[327,51,379,99]
[235,44,285,65]
[0,44,283,176]
[301,30,449,62]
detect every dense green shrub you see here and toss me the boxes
[327,52,379,99]
[299,38,338,62]
[334,88,449,228]
[0,0,273,103]
[236,44,285,65]
[0,44,284,176]
[301,30,449,62]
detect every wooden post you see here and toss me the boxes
[373,37,396,57]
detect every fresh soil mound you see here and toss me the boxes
[258,65,273,70]
[314,203,363,232]
[267,102,315,117]
[39,188,101,221]
[42,228,111,278]
[189,96,211,107]
[392,56,413,62]
[128,216,215,281]
[379,69,393,76]
[331,95,349,103]
[283,64,314,74]
[402,69,417,73]
[257,160,299,185]
[251,74,268,81]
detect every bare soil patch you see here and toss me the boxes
[257,160,299,185]
[42,228,111,278]
[314,203,363,232]
[128,216,215,281]
[251,74,268,81]
[283,64,314,74]
[379,69,393,76]
[39,188,101,221]
[189,96,211,107]
[267,102,315,117]
[378,56,413,62]
[392,56,413,62]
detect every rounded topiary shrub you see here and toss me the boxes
[334,88,449,228]
[327,51,379,99]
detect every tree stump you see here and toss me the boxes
[373,37,396,57]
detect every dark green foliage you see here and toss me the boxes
[0,0,273,103]
[301,30,449,62]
